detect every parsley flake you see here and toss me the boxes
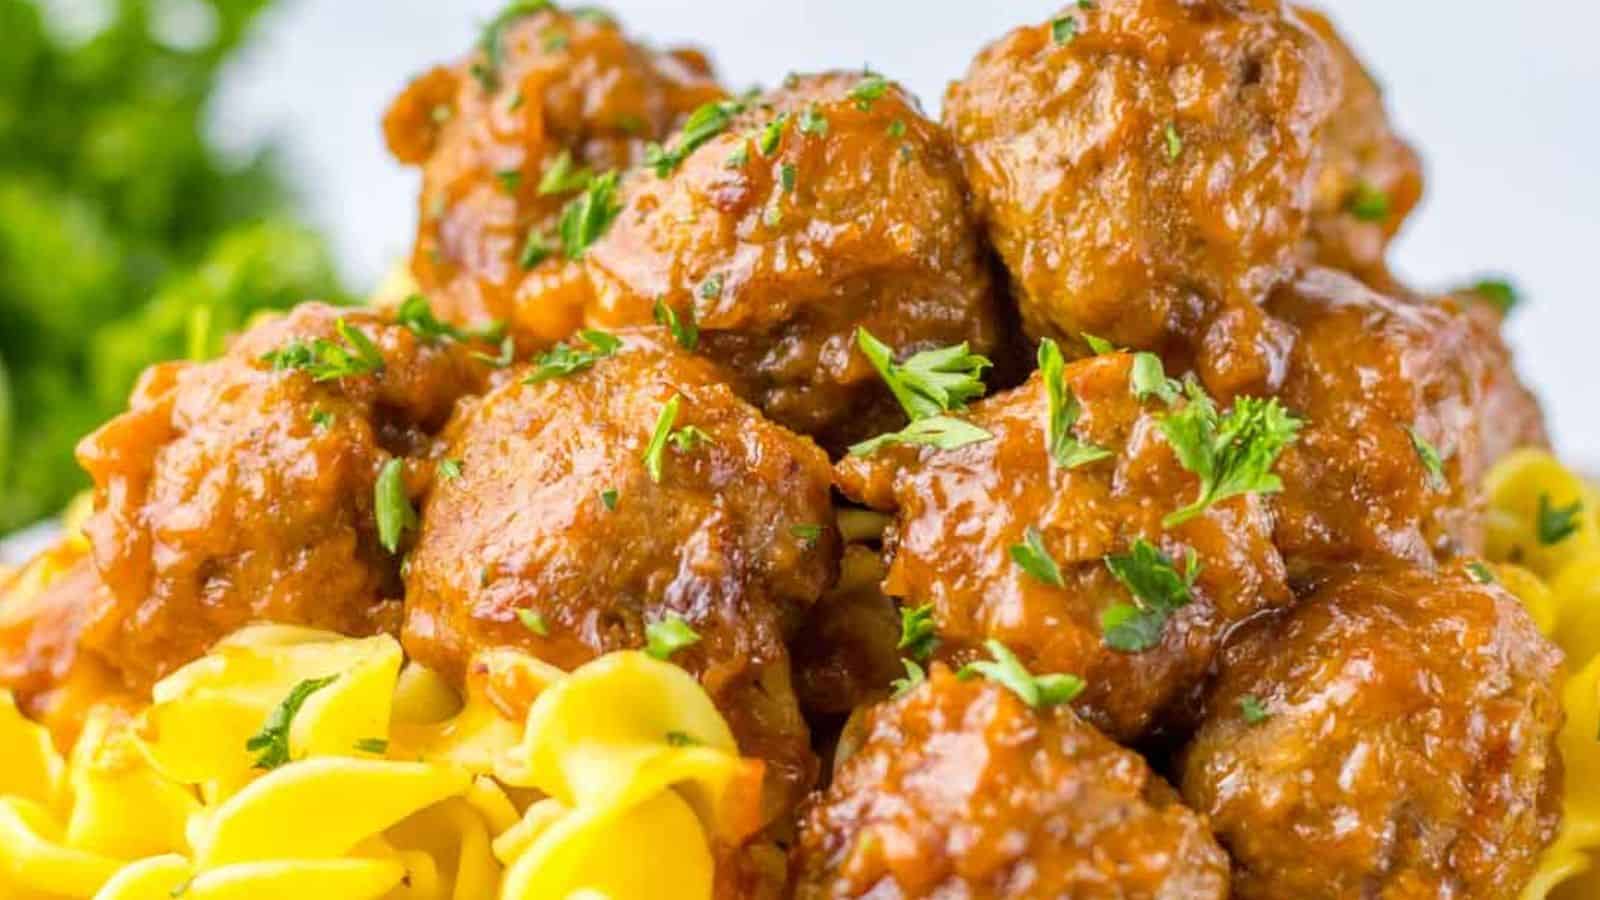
[600,488,619,510]
[495,168,522,193]
[890,659,926,698]
[1406,426,1448,492]
[848,73,890,110]
[1131,353,1181,405]
[1052,16,1078,44]
[438,458,463,482]
[758,114,788,156]
[1010,525,1065,588]
[1100,539,1199,653]
[519,229,553,269]
[857,328,992,421]
[1470,278,1521,316]
[791,523,823,546]
[557,170,621,259]
[698,273,724,300]
[898,604,940,663]
[1038,338,1112,469]
[1466,560,1496,585]
[246,676,338,770]
[645,99,746,177]
[1347,182,1391,222]
[1537,493,1583,546]
[516,608,549,636]
[1082,333,1117,355]
[887,119,907,139]
[538,150,593,196]
[645,614,701,660]
[262,319,385,382]
[1164,122,1183,161]
[525,329,621,382]
[354,737,390,755]
[849,416,994,457]
[471,336,516,369]
[397,294,503,344]
[1238,694,1270,725]
[375,459,419,554]
[1160,382,1302,526]
[653,298,699,350]
[780,163,797,192]
[474,1,552,92]
[798,105,829,136]
[665,731,701,747]
[643,395,680,482]
[958,640,1084,709]
[310,409,334,430]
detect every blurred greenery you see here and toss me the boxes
[0,0,347,532]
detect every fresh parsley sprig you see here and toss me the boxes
[1038,338,1111,469]
[857,328,991,421]
[957,640,1084,709]
[847,416,993,457]
[898,604,940,662]
[1100,539,1199,653]
[1160,381,1302,526]
[262,319,386,382]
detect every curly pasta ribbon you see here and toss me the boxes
[1484,451,1600,900]
[1,620,758,899]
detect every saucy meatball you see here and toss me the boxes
[75,303,487,690]
[943,1,1417,362]
[384,5,724,341]
[836,351,1292,739]
[401,329,838,817]
[792,666,1230,898]
[583,72,1002,451]
[1180,563,1565,899]
[1238,268,1547,570]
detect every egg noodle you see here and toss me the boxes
[0,616,764,899]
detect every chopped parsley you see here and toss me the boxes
[354,737,389,755]
[1052,16,1078,45]
[653,298,699,350]
[557,170,621,260]
[798,105,829,136]
[262,318,385,381]
[645,99,746,177]
[857,328,991,421]
[848,73,890,110]
[1082,333,1116,355]
[437,458,463,482]
[698,273,724,300]
[1038,338,1112,469]
[887,119,907,139]
[779,163,797,193]
[516,608,549,636]
[1238,694,1270,725]
[599,488,619,511]
[1010,525,1065,588]
[375,459,419,554]
[890,658,926,698]
[495,168,522,193]
[665,731,701,747]
[1347,182,1392,222]
[791,523,823,546]
[1537,493,1583,546]
[645,614,700,660]
[1164,122,1183,161]
[1405,426,1447,492]
[542,30,568,52]
[725,144,750,169]
[1100,539,1199,653]
[1466,560,1497,585]
[958,640,1084,709]
[642,394,709,482]
[519,229,553,269]
[897,604,940,663]
[309,409,334,430]
[246,676,338,770]
[538,150,593,196]
[1131,353,1181,405]
[1470,278,1521,316]
[757,114,788,156]
[397,294,503,344]
[1160,381,1302,526]
[525,329,621,382]
[474,1,552,91]
[471,336,516,369]
[669,424,712,453]
[847,415,993,457]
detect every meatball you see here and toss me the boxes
[75,303,487,690]
[792,666,1230,898]
[583,72,1002,451]
[1237,268,1547,570]
[835,351,1292,739]
[1180,563,1565,899]
[384,5,724,341]
[401,329,839,817]
[943,1,1418,363]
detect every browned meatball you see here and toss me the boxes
[835,351,1292,740]
[1180,563,1565,899]
[583,72,1002,451]
[792,666,1230,898]
[401,329,838,818]
[384,5,724,341]
[1226,268,1547,570]
[943,1,1418,366]
[74,303,487,690]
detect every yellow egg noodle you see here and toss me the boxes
[0,619,763,900]
[1486,450,1600,900]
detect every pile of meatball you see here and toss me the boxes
[1,2,1566,898]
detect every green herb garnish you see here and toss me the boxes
[848,416,993,457]
[897,604,940,662]
[246,676,338,770]
[857,328,991,421]
[525,329,621,382]
[262,319,385,381]
[1537,493,1583,546]
[556,170,621,259]
[1100,539,1199,653]
[538,150,593,196]
[375,459,418,554]
[1160,381,1301,526]
[890,658,926,698]
[653,298,699,350]
[516,608,549,636]
[645,614,700,660]
[848,73,890,110]
[1010,525,1065,588]
[958,640,1084,709]
[645,99,746,177]
[1347,182,1391,222]
[1038,338,1112,469]
[1405,426,1447,492]
[1131,352,1181,405]
[1238,694,1270,725]
[438,458,463,482]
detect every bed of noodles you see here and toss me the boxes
[0,446,1597,900]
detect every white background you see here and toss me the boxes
[217,0,1598,454]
